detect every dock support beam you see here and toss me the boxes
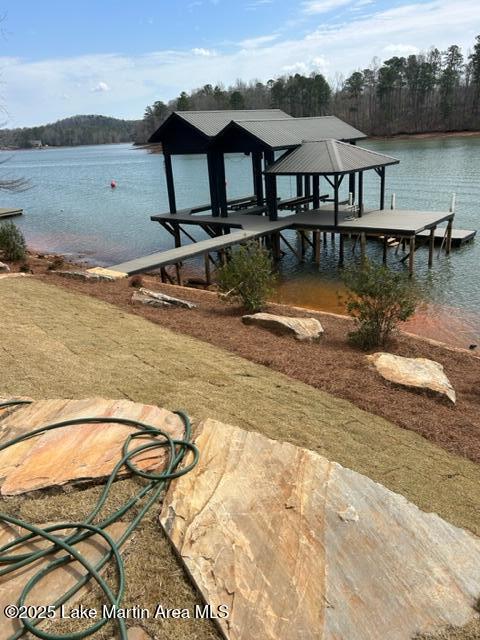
[383,236,388,265]
[358,171,364,217]
[379,167,386,210]
[446,219,453,254]
[428,228,435,267]
[252,152,264,206]
[408,235,415,276]
[164,152,177,214]
[312,175,320,209]
[348,173,355,202]
[207,151,220,217]
[334,175,340,227]
[339,234,344,266]
[264,150,278,221]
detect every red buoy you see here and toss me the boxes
[110,180,117,188]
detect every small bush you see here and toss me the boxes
[0,221,26,261]
[217,241,276,313]
[342,259,418,350]
[47,256,65,271]
[129,275,144,288]
[19,262,32,273]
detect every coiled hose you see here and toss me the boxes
[0,399,199,640]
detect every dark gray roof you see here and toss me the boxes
[265,139,399,175]
[174,109,292,137]
[229,116,366,148]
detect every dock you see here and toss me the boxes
[107,205,463,279]
[0,207,23,219]
[416,227,476,247]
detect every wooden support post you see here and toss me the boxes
[312,175,320,209]
[252,152,264,205]
[264,150,278,221]
[160,267,167,283]
[204,253,211,285]
[334,174,340,227]
[217,153,228,218]
[446,219,453,254]
[339,234,344,266]
[304,175,311,199]
[383,235,388,265]
[175,263,182,285]
[428,227,435,267]
[348,172,355,202]
[300,230,306,260]
[207,151,220,217]
[314,231,321,264]
[323,232,327,245]
[379,167,386,210]
[360,232,366,261]
[164,152,177,214]
[408,235,415,276]
[296,175,303,197]
[358,171,364,217]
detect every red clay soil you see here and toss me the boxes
[16,257,477,467]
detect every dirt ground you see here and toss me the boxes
[33,263,480,468]
[2,274,480,639]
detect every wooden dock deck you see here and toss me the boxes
[107,206,471,278]
[416,227,476,247]
[0,207,23,219]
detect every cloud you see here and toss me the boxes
[91,81,110,93]
[2,0,478,127]
[302,0,352,14]
[383,43,419,55]
[239,34,279,49]
[191,47,217,56]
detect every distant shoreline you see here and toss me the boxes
[367,130,480,141]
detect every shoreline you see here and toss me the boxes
[367,130,480,141]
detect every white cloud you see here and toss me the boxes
[91,81,110,93]
[191,47,217,56]
[1,0,479,126]
[283,56,328,74]
[239,34,279,49]
[383,43,419,55]
[302,0,352,14]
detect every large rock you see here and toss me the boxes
[0,398,185,495]
[131,288,197,309]
[367,352,456,403]
[0,261,10,273]
[0,520,128,639]
[242,312,324,341]
[160,419,480,640]
[53,270,115,282]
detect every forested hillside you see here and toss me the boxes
[0,115,139,148]
[135,34,480,143]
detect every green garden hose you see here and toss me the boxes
[0,399,199,640]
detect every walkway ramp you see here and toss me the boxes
[0,207,23,219]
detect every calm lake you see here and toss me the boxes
[1,138,479,346]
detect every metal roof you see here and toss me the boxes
[172,109,292,138]
[265,139,399,175]
[228,116,366,148]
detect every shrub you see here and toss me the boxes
[342,259,418,350]
[19,261,32,273]
[0,221,26,261]
[47,256,65,271]
[217,241,276,313]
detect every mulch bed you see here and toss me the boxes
[9,253,480,466]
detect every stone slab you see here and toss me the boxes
[53,270,115,282]
[138,287,197,309]
[242,312,324,341]
[160,419,480,640]
[87,266,128,280]
[0,398,184,495]
[0,521,128,638]
[367,352,456,403]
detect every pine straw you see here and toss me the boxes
[1,276,480,639]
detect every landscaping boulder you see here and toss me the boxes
[138,287,197,309]
[53,270,115,282]
[0,261,10,273]
[242,312,324,341]
[367,352,456,403]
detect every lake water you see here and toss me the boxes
[1,139,479,346]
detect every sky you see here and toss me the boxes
[1,0,479,127]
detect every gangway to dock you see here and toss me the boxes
[0,207,23,219]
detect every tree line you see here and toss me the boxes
[135,34,480,143]
[0,115,139,149]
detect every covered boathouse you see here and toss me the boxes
[106,109,456,280]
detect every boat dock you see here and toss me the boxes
[0,207,23,219]
[416,227,476,247]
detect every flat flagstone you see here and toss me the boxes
[0,398,185,495]
[160,419,480,640]
[242,312,324,341]
[53,270,115,282]
[137,287,197,309]
[367,352,456,403]
[0,520,128,638]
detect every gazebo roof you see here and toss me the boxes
[265,139,399,175]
